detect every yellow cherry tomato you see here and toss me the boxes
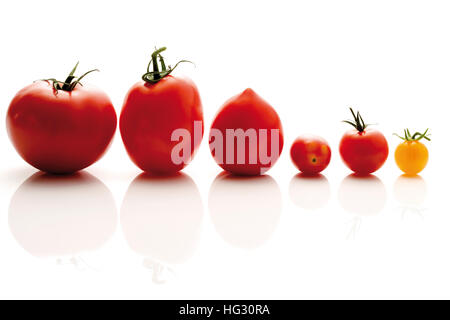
[394,129,430,175]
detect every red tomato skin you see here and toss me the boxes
[6,81,117,174]
[209,88,284,176]
[290,135,331,175]
[339,129,389,175]
[120,76,204,174]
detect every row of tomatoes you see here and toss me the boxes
[291,111,429,176]
[6,47,429,176]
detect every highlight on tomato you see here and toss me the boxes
[290,135,331,175]
[209,88,284,175]
[120,47,203,175]
[339,108,388,175]
[6,63,117,174]
[394,128,430,175]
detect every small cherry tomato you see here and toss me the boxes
[6,63,117,174]
[290,135,331,175]
[339,108,389,175]
[394,129,430,175]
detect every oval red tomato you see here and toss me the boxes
[339,108,388,175]
[120,47,203,174]
[290,135,331,175]
[209,88,284,175]
[6,63,117,174]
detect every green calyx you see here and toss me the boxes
[394,128,431,142]
[342,108,370,132]
[142,47,193,84]
[41,62,99,93]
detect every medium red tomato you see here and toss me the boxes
[120,47,203,174]
[209,88,283,175]
[290,135,331,175]
[339,108,388,175]
[6,63,117,174]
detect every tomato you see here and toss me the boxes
[394,129,429,175]
[209,88,283,175]
[120,47,203,174]
[339,108,388,175]
[290,135,331,175]
[6,63,117,174]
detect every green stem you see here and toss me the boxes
[342,108,369,132]
[142,46,193,84]
[151,47,166,80]
[394,128,430,142]
[40,62,98,93]
[61,62,79,91]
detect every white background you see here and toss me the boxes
[0,0,449,299]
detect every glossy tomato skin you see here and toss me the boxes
[120,76,203,174]
[6,81,117,174]
[339,128,389,175]
[290,135,331,175]
[209,88,284,175]
[395,140,428,175]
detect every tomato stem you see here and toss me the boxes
[342,108,370,132]
[40,62,99,93]
[142,47,193,84]
[394,128,431,142]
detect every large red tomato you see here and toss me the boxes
[209,88,284,175]
[120,47,203,174]
[339,108,388,175]
[6,63,117,174]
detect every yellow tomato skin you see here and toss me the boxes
[394,141,428,175]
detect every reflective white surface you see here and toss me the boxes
[394,175,428,218]
[9,172,117,260]
[121,173,203,284]
[289,173,331,210]
[338,174,387,216]
[1,0,450,299]
[0,157,445,299]
[209,173,282,249]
